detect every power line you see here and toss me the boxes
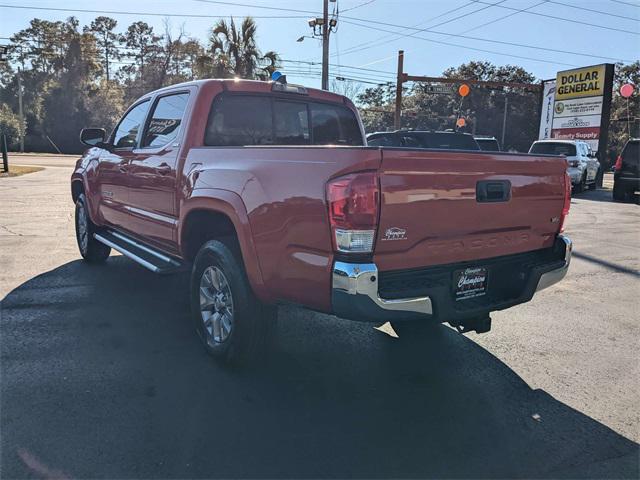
[339,19,578,67]
[0,4,308,20]
[337,17,635,63]
[609,0,640,7]
[193,0,318,15]
[281,58,395,77]
[462,1,548,34]
[341,0,376,13]
[467,0,640,35]
[546,0,639,21]
[336,0,477,57]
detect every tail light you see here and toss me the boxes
[327,172,379,253]
[614,155,623,172]
[559,172,571,233]
[568,160,579,167]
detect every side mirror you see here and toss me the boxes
[80,128,111,151]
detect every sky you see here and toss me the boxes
[1,0,639,89]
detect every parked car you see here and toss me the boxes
[474,136,501,152]
[367,130,480,150]
[72,78,572,365]
[529,139,600,193]
[613,138,640,202]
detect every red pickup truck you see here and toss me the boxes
[72,78,572,364]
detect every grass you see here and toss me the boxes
[0,165,44,178]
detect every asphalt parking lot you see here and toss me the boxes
[1,155,639,479]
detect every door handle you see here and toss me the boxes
[157,163,172,175]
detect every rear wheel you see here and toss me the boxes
[190,239,275,366]
[75,194,110,263]
[613,182,627,202]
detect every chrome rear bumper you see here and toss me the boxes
[535,234,572,291]
[331,262,432,322]
[331,235,572,322]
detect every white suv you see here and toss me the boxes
[529,140,600,193]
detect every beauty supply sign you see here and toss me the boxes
[540,64,614,153]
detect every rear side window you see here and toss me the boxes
[205,96,273,146]
[204,94,363,146]
[142,93,189,148]
[530,142,576,156]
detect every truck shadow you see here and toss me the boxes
[1,257,638,479]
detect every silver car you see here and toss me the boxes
[529,140,600,192]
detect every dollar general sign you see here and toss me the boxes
[555,65,605,100]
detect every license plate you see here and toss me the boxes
[454,267,488,301]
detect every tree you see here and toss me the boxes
[121,21,161,90]
[203,17,279,79]
[85,16,121,83]
[608,61,640,157]
[0,103,25,150]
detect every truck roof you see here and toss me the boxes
[533,139,587,145]
[137,78,348,104]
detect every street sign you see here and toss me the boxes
[423,83,455,94]
[0,46,9,63]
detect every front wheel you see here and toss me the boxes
[190,240,275,366]
[75,194,110,263]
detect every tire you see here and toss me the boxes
[613,182,627,202]
[75,194,111,263]
[588,172,598,190]
[190,239,275,366]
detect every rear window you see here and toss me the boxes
[475,138,500,152]
[530,142,576,156]
[409,132,480,150]
[622,140,639,167]
[205,94,363,146]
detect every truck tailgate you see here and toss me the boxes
[374,148,567,271]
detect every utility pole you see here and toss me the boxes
[17,67,24,153]
[394,50,404,130]
[321,0,329,91]
[501,95,508,149]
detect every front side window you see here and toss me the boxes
[142,93,189,148]
[112,100,150,149]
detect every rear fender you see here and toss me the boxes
[179,189,270,303]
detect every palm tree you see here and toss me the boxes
[206,17,279,80]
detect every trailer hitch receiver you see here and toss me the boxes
[451,315,492,334]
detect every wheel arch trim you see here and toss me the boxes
[179,189,270,302]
